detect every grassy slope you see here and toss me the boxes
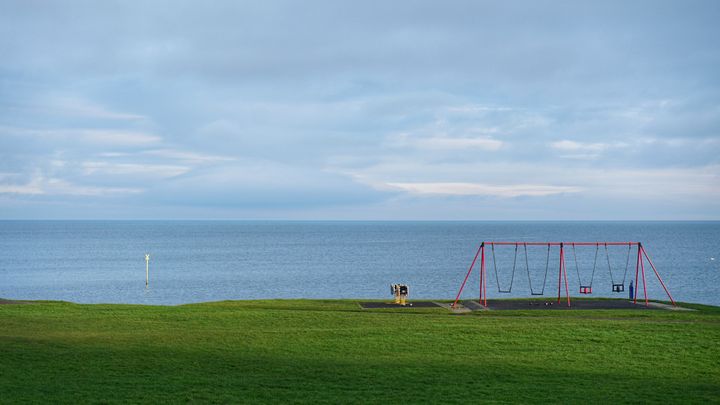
[1,300,719,404]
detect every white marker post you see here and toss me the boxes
[145,253,150,287]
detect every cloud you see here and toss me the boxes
[386,132,503,151]
[581,164,720,199]
[139,149,236,163]
[0,127,161,146]
[0,173,142,196]
[62,129,161,145]
[0,174,44,195]
[446,104,515,114]
[384,182,582,197]
[415,136,503,151]
[551,140,610,152]
[343,157,720,203]
[143,159,391,209]
[550,139,629,159]
[81,161,190,178]
[42,96,148,121]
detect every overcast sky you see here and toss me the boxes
[0,1,718,219]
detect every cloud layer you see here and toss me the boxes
[0,1,718,219]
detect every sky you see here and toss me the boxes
[0,0,718,220]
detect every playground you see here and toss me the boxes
[362,241,683,312]
[453,241,675,308]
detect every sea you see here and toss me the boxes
[0,221,718,306]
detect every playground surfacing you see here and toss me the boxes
[360,299,683,311]
[359,301,442,309]
[463,299,665,311]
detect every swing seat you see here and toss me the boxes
[579,285,592,294]
[612,283,624,292]
[530,291,544,296]
[498,289,512,294]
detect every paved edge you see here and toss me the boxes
[435,302,473,313]
[647,302,695,311]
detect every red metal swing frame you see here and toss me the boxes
[451,241,676,308]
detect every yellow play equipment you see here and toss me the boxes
[390,284,409,305]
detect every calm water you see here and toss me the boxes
[0,221,718,306]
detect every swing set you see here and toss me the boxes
[452,241,675,308]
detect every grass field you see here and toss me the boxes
[1,299,719,403]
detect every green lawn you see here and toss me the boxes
[1,299,719,403]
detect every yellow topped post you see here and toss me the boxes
[399,284,408,306]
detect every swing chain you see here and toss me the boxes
[622,242,632,284]
[491,242,517,293]
[572,243,582,285]
[607,242,633,292]
[605,243,614,285]
[524,243,551,295]
[573,243,598,294]
[589,243,599,287]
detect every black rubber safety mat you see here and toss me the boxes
[360,301,441,309]
[463,299,662,310]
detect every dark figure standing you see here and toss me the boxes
[629,280,634,301]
